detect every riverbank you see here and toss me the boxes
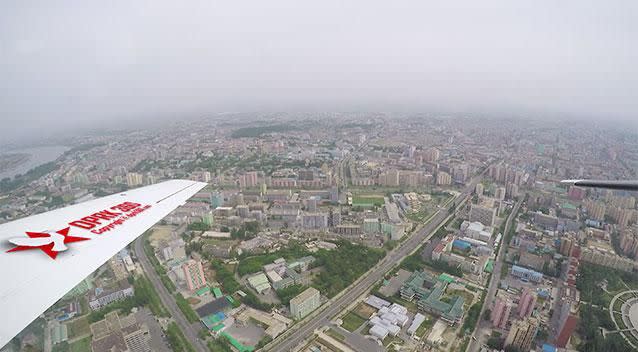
[0,146,70,180]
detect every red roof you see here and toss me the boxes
[556,315,578,347]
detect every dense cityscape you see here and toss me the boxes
[0,114,636,352]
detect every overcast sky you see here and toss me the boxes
[1,1,637,142]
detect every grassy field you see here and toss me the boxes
[51,336,92,352]
[342,311,367,332]
[69,336,91,352]
[352,194,384,206]
[326,328,346,341]
[415,316,434,338]
[406,209,431,222]
[382,335,403,347]
[66,316,90,338]
[353,302,376,319]
[447,289,477,307]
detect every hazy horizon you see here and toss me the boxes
[2,0,638,143]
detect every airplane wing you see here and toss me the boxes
[0,179,207,347]
[561,179,638,191]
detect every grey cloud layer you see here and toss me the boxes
[1,0,637,140]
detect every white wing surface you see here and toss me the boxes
[0,179,207,347]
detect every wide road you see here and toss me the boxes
[265,167,490,352]
[134,237,208,352]
[467,196,524,352]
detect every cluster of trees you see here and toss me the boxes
[312,241,385,297]
[210,260,269,310]
[575,263,636,350]
[434,220,452,238]
[185,238,204,255]
[276,285,306,306]
[383,240,398,250]
[166,322,196,352]
[577,304,627,351]
[486,333,504,350]
[46,195,65,207]
[7,318,45,352]
[400,252,426,272]
[429,259,464,278]
[230,221,259,240]
[174,293,199,323]
[187,221,211,232]
[220,240,383,310]
[237,241,310,276]
[88,277,168,322]
[255,336,273,349]
[134,276,170,317]
[211,260,241,293]
[241,289,273,311]
[461,302,482,333]
[577,263,638,306]
[207,338,233,352]
[0,161,59,193]
[541,259,562,278]
[237,254,282,276]
[143,237,176,292]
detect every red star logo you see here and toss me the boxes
[6,227,90,259]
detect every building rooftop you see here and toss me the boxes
[290,287,320,305]
[400,271,465,322]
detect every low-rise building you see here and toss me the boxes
[400,271,464,325]
[247,272,271,294]
[89,281,134,310]
[510,265,543,283]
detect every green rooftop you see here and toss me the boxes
[196,286,210,296]
[222,332,254,352]
[212,287,223,298]
[438,273,455,283]
[485,259,494,273]
[400,270,465,324]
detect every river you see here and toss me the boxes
[0,146,70,180]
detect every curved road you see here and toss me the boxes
[265,168,490,351]
[134,237,208,352]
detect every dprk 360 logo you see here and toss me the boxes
[6,201,151,259]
